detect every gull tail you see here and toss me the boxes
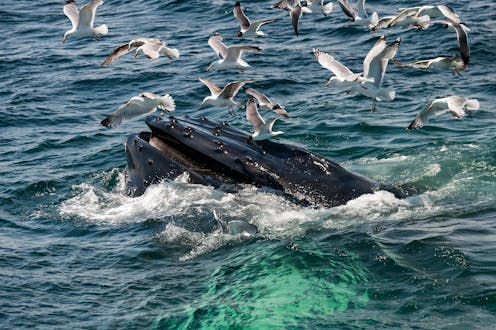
[164,47,180,59]
[377,88,396,101]
[465,99,480,110]
[322,3,333,16]
[94,24,109,35]
[159,94,176,111]
[416,15,430,29]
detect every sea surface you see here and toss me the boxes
[1,0,495,328]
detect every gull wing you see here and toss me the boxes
[386,8,418,27]
[372,38,400,87]
[100,43,131,67]
[363,36,386,78]
[101,95,149,128]
[290,4,302,36]
[337,0,355,20]
[245,88,272,106]
[233,1,251,30]
[208,34,228,59]
[407,100,448,130]
[313,48,355,79]
[199,78,222,96]
[246,96,265,131]
[272,0,292,10]
[393,59,431,69]
[63,1,79,28]
[78,0,104,28]
[357,0,368,18]
[219,81,250,99]
[224,45,261,62]
[437,5,461,24]
[450,22,470,65]
[251,19,275,31]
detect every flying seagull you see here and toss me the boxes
[207,33,261,71]
[337,0,378,29]
[100,93,175,128]
[233,1,275,38]
[246,96,284,140]
[393,55,466,75]
[100,38,179,67]
[245,87,289,118]
[63,0,108,42]
[357,36,401,111]
[407,96,480,130]
[307,0,334,16]
[313,48,374,88]
[199,78,252,115]
[273,0,312,36]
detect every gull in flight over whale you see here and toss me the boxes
[272,0,312,37]
[199,78,253,115]
[337,0,378,29]
[63,0,108,42]
[356,36,401,112]
[407,96,480,130]
[393,14,470,75]
[207,33,262,71]
[313,48,374,89]
[307,0,334,17]
[233,1,275,38]
[100,93,175,128]
[100,38,180,67]
[245,87,289,118]
[246,96,284,140]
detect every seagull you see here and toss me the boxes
[395,4,461,24]
[62,0,108,42]
[356,36,401,112]
[384,10,431,30]
[100,38,179,67]
[273,0,312,36]
[100,93,175,128]
[307,0,334,16]
[199,78,252,115]
[207,33,262,71]
[337,0,378,29]
[407,96,480,130]
[246,96,284,140]
[393,55,466,75]
[444,19,470,69]
[245,87,289,118]
[313,48,374,89]
[233,1,275,38]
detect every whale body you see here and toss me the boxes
[124,115,385,207]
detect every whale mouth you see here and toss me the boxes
[125,115,381,207]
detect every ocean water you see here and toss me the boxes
[1,0,495,328]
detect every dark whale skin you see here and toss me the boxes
[124,115,382,207]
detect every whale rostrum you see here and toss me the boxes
[124,115,389,207]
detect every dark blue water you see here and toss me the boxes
[1,0,495,328]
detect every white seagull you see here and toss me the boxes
[356,36,401,111]
[207,33,262,71]
[63,0,108,43]
[393,55,466,75]
[273,0,312,37]
[100,38,180,67]
[100,93,175,128]
[233,1,275,38]
[407,96,480,130]
[246,96,284,140]
[313,48,374,89]
[337,0,378,29]
[245,87,289,118]
[199,78,252,115]
[307,0,334,16]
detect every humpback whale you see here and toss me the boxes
[124,115,389,207]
